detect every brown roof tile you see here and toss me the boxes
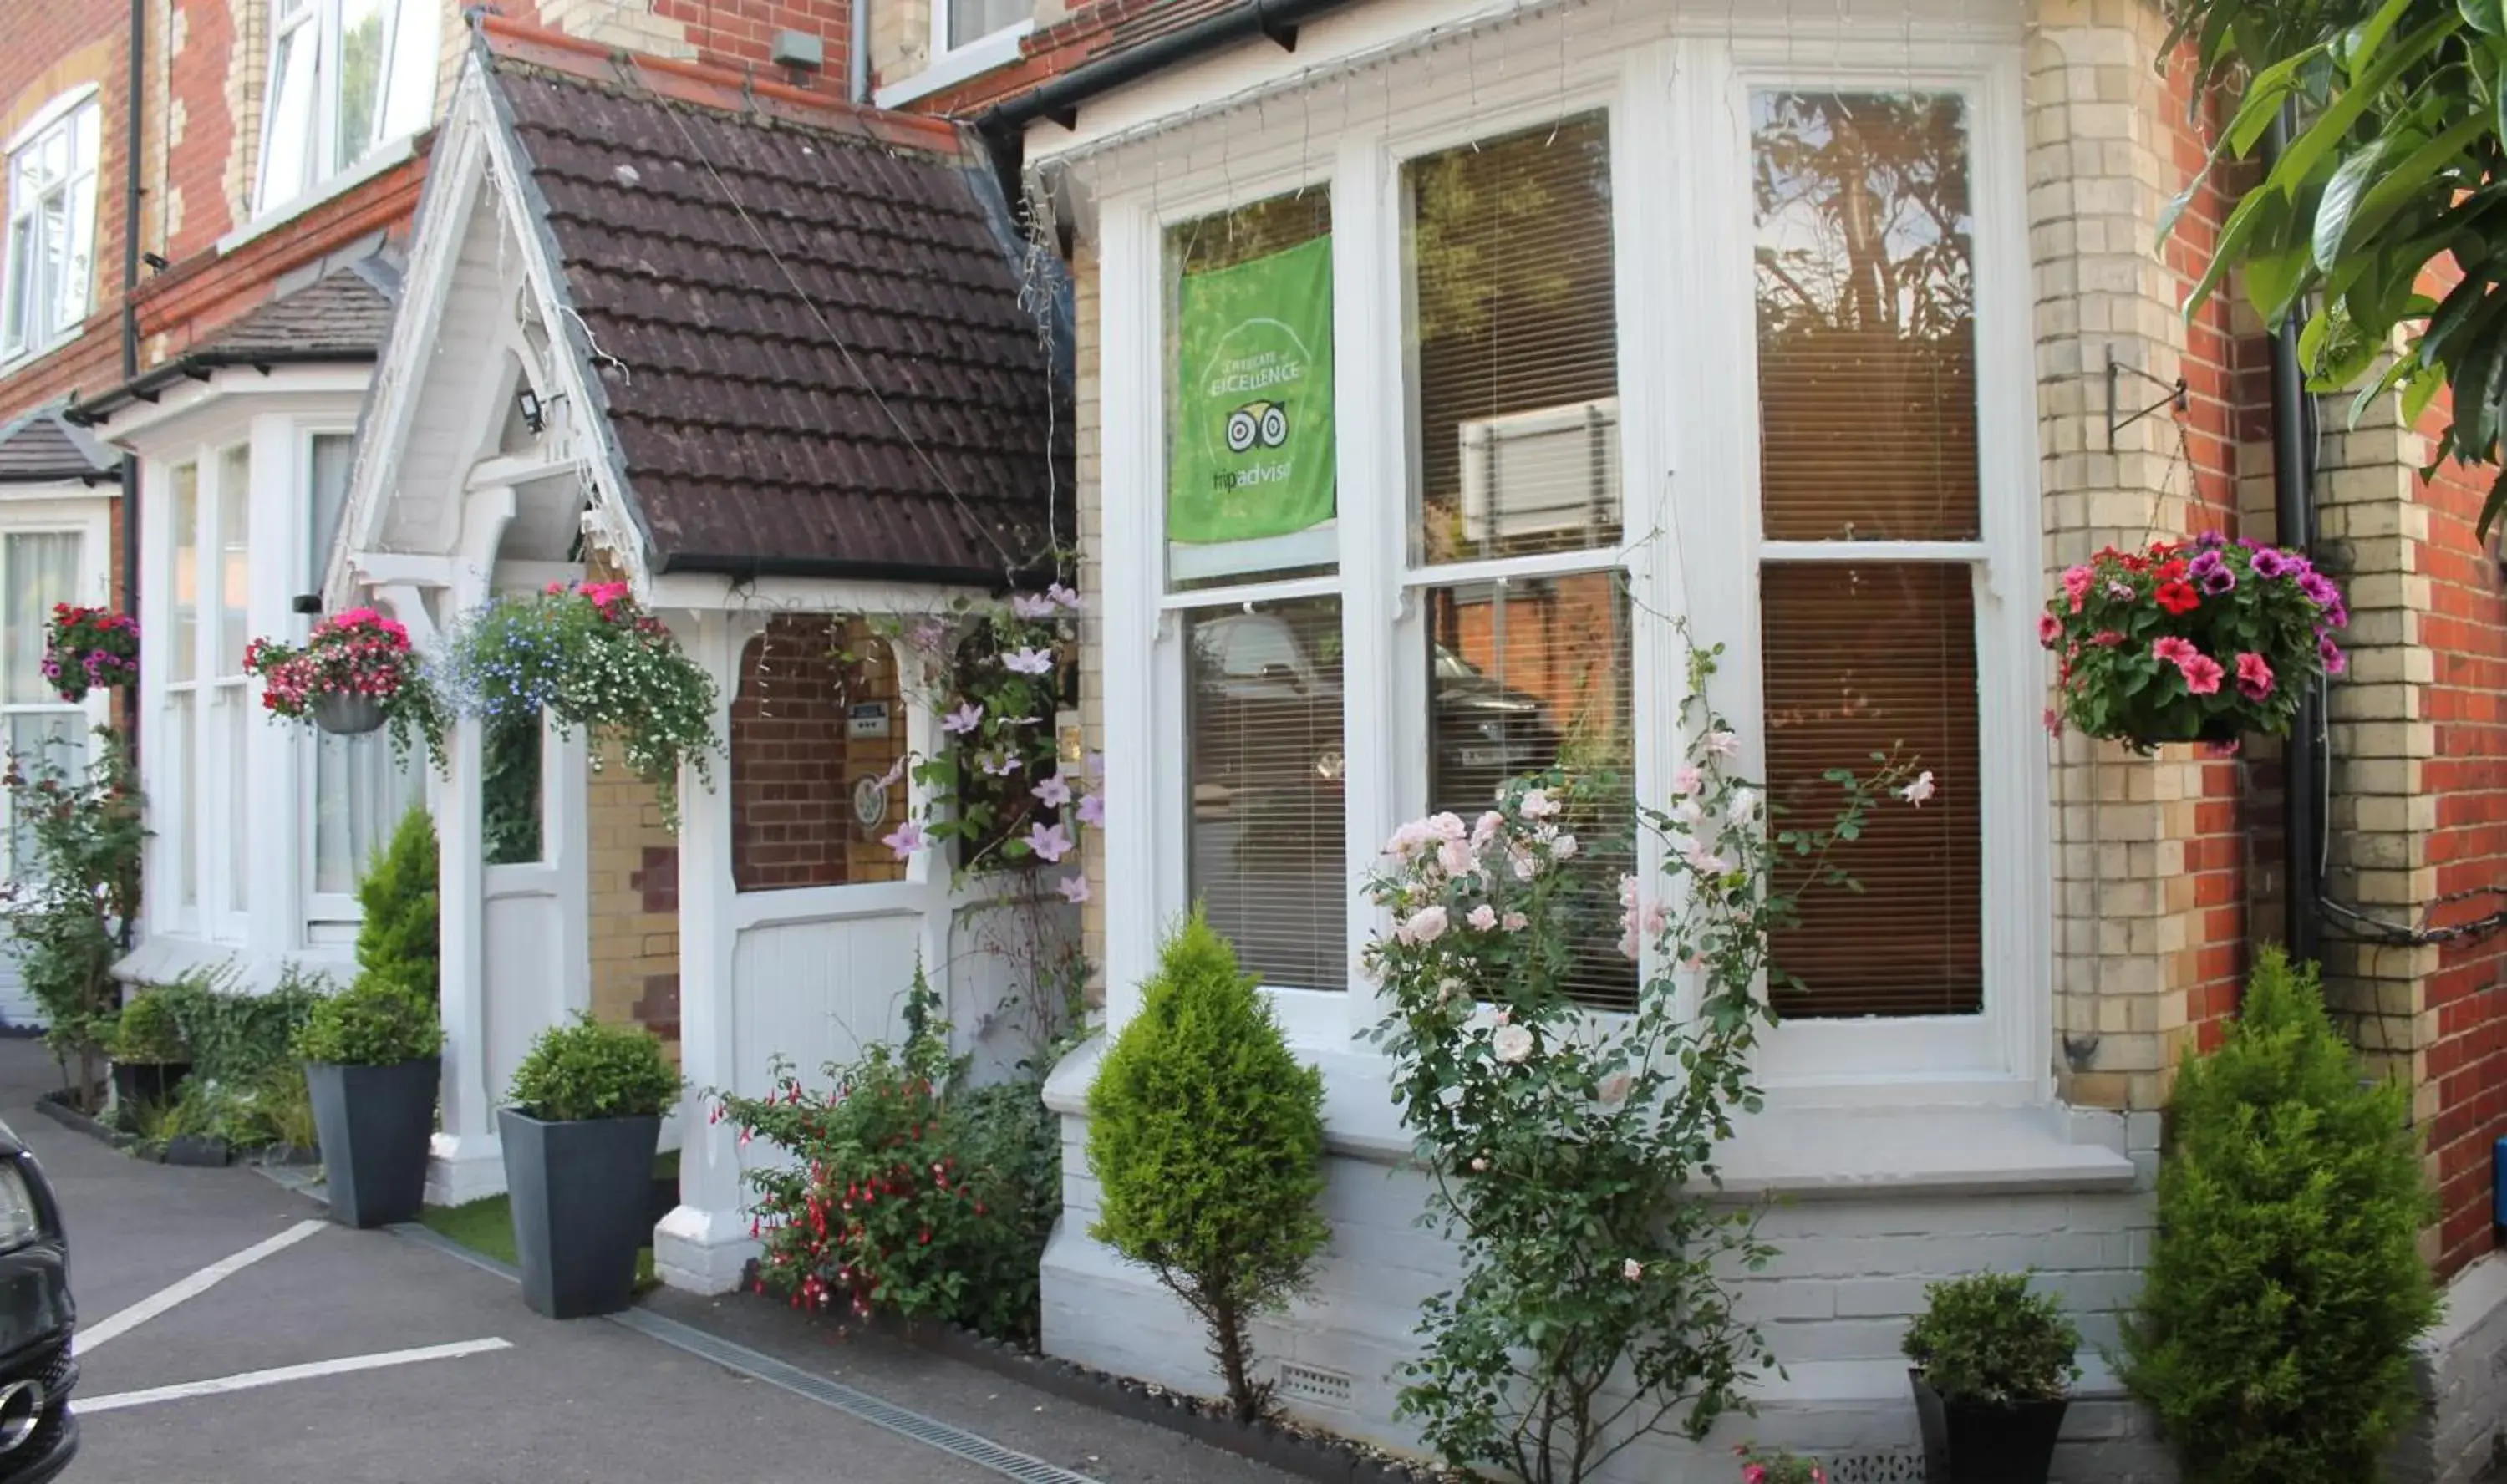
[0,404,117,484]
[486,43,1066,582]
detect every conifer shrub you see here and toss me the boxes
[2121,948,2438,1483]
[1086,908,1329,1422]
[355,807,439,1001]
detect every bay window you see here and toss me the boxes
[256,0,438,215]
[3,94,100,362]
[160,448,256,934]
[303,433,420,905]
[0,530,94,876]
[1105,29,2042,1094]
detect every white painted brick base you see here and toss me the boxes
[2390,1251,2507,1484]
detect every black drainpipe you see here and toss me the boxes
[2265,107,2321,968]
[969,0,1354,205]
[116,0,145,761]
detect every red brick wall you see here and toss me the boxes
[0,0,134,428]
[730,616,908,892]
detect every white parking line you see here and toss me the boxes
[77,1339,514,1414]
[78,1218,328,1354]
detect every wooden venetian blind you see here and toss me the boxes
[1754,90,1986,1020]
[1185,597,1347,991]
[1406,113,1620,566]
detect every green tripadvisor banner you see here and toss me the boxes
[1169,235,1335,546]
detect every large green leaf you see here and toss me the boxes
[2311,137,2395,268]
[2273,15,2464,195]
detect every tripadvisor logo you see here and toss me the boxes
[1224,399,1290,454]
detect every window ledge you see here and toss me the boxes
[1044,1035,2142,1198]
[218,135,419,258]
[113,933,353,991]
[872,23,1033,110]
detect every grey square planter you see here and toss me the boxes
[499,1108,660,1320]
[304,1058,440,1228]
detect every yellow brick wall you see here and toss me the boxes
[585,734,681,1042]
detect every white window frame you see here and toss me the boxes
[932,0,1032,65]
[0,495,114,883]
[252,0,438,219]
[1096,25,2047,1102]
[151,443,257,944]
[3,89,102,365]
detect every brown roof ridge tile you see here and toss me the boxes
[477,15,968,158]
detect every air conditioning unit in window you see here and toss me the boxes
[1457,397,1620,547]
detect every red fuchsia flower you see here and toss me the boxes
[2154,580,2201,616]
[2235,651,2274,700]
[2180,653,2225,695]
[2150,636,2198,667]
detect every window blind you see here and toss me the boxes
[1186,597,1345,991]
[1406,114,1620,566]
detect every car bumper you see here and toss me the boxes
[0,1337,75,1484]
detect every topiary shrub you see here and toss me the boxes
[355,806,439,1001]
[1902,1272,2080,1405]
[293,977,444,1067]
[508,1014,682,1122]
[109,989,188,1065]
[2121,948,2438,1483]
[1086,908,1328,1421]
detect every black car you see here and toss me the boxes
[0,1123,75,1484]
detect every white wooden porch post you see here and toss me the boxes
[427,486,515,1205]
[653,610,754,1292]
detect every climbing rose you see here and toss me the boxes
[1467,904,1498,932]
[1491,1024,1534,1064]
[1899,770,1936,807]
[1396,905,1449,945]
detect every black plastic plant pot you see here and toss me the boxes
[1911,1371,2067,1484]
[500,1108,660,1320]
[305,1058,440,1228]
[110,1060,191,1110]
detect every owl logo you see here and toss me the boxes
[1224,400,1291,454]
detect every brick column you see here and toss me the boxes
[2027,0,2251,1110]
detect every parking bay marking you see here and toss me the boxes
[77,1338,515,1414]
[78,1218,329,1354]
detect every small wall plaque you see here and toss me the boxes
[847,701,891,739]
[852,774,890,831]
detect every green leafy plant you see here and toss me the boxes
[440,583,718,829]
[2121,948,2438,1483]
[718,969,1064,1344]
[508,1014,682,1121]
[2162,0,2507,533]
[293,976,444,1066]
[1,729,145,1110]
[1086,909,1328,1423]
[1902,1273,2082,1406]
[354,807,440,1001]
[481,710,542,865]
[109,989,188,1065]
[1361,633,1912,1484]
[160,966,326,1085]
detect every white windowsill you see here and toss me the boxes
[1044,1034,2141,1199]
[872,23,1034,109]
[218,134,420,258]
[113,931,354,990]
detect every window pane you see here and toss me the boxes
[170,463,198,683]
[309,433,353,590]
[1406,114,1618,567]
[382,0,438,142]
[314,729,421,894]
[57,167,94,330]
[170,691,195,909]
[948,0,1029,48]
[1753,92,1978,543]
[3,213,31,353]
[226,689,249,913]
[1424,572,1635,1009]
[1761,562,1982,1017]
[337,0,388,167]
[4,532,79,704]
[1186,596,1345,991]
[258,23,318,209]
[33,186,65,340]
[5,714,82,879]
[1166,190,1335,588]
[219,444,251,675]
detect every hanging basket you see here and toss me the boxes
[313,692,387,736]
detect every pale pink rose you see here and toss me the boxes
[1622,1258,1643,1281]
[1437,836,1477,878]
[1597,1072,1632,1105]
[1491,1024,1535,1064]
[1519,788,1561,821]
[1471,811,1504,849]
[1704,729,1739,758]
[1397,905,1449,945]
[1500,911,1528,932]
[1467,904,1498,932]
[1671,763,1703,795]
[1551,833,1579,861]
[1899,770,1936,807]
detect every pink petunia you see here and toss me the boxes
[2037,612,2063,648]
[2089,629,2126,647]
[2180,653,2225,695]
[2234,651,2274,701]
[2150,636,2197,668]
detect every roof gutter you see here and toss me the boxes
[659,550,1047,591]
[67,346,380,426]
[969,0,1355,196]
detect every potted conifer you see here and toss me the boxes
[501,1015,683,1319]
[1902,1272,2081,1484]
[108,988,191,1110]
[296,977,444,1227]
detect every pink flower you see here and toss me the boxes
[1743,1467,1767,1484]
[2319,634,2347,674]
[2235,651,2274,701]
[1048,582,1083,612]
[1671,764,1702,795]
[1467,904,1498,932]
[2180,653,2224,695]
[2037,612,2063,648]
[1500,910,1528,932]
[875,755,909,790]
[1704,729,1740,759]
[1056,874,1091,904]
[1026,821,1074,862]
[880,820,925,859]
[1470,811,1504,849]
[2089,629,2126,647]
[1622,1258,1643,1281]
[1437,836,1477,878]
[1898,770,1935,807]
[1396,905,1449,945]
[2150,636,2197,667]
[2061,563,2094,606]
[1518,788,1561,821]
[2044,706,2062,738]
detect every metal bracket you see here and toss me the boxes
[2106,346,2188,450]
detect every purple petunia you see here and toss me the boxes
[2320,634,2347,674]
[2189,551,2236,597]
[2249,546,2293,580]
[2196,530,2228,549]
[2297,571,2341,612]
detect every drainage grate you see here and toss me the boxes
[1818,1452,1926,1483]
[613,1309,1106,1484]
[390,1223,1101,1484]
[1274,1361,1353,1408]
